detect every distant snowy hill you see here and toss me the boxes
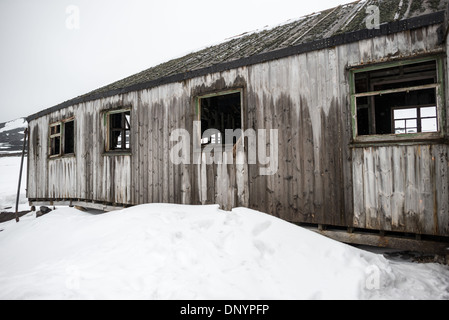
[0,118,28,155]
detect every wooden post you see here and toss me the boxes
[15,128,28,223]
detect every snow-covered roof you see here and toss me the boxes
[27,0,449,122]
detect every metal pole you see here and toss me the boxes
[15,128,28,223]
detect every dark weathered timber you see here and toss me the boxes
[312,228,449,255]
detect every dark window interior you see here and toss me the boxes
[109,111,131,151]
[51,125,61,135]
[64,121,75,154]
[50,136,61,156]
[200,92,242,145]
[354,60,438,136]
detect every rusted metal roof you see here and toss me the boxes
[28,0,448,121]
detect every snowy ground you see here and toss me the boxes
[0,157,448,300]
[0,156,29,212]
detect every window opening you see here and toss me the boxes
[64,120,75,154]
[200,91,242,146]
[109,111,131,151]
[353,60,439,136]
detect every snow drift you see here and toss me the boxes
[0,204,448,300]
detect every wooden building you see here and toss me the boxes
[26,0,449,252]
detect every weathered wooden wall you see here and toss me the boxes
[27,24,449,237]
[352,145,449,236]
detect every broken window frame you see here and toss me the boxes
[49,122,62,157]
[350,57,445,143]
[196,89,244,148]
[106,109,131,153]
[48,117,76,158]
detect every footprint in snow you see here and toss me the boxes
[253,239,275,258]
[194,219,215,231]
[171,231,184,243]
[252,221,272,237]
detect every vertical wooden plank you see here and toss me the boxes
[182,87,192,205]
[248,87,264,212]
[224,148,236,210]
[309,50,325,224]
[162,95,169,203]
[168,96,176,204]
[352,148,365,228]
[91,102,98,203]
[236,146,248,207]
[418,145,436,235]
[141,91,148,205]
[43,117,48,200]
[157,95,164,203]
[321,49,339,226]
[299,97,315,223]
[404,146,419,233]
[297,54,310,222]
[377,147,392,231]
[171,95,179,204]
[220,151,229,210]
[263,91,275,217]
[284,98,295,222]
[126,155,132,204]
[152,96,160,203]
[147,90,155,204]
[76,110,84,200]
[327,47,344,226]
[290,122,301,221]
[200,153,207,205]
[435,145,449,236]
[149,92,156,203]
[337,41,354,227]
[364,147,379,230]
[170,95,178,204]
[135,92,141,204]
[391,146,406,231]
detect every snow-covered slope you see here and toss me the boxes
[0,118,27,155]
[0,204,448,300]
[0,156,28,211]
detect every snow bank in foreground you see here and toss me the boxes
[0,204,448,300]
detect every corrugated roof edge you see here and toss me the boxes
[27,10,446,123]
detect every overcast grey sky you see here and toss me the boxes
[0,0,350,123]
